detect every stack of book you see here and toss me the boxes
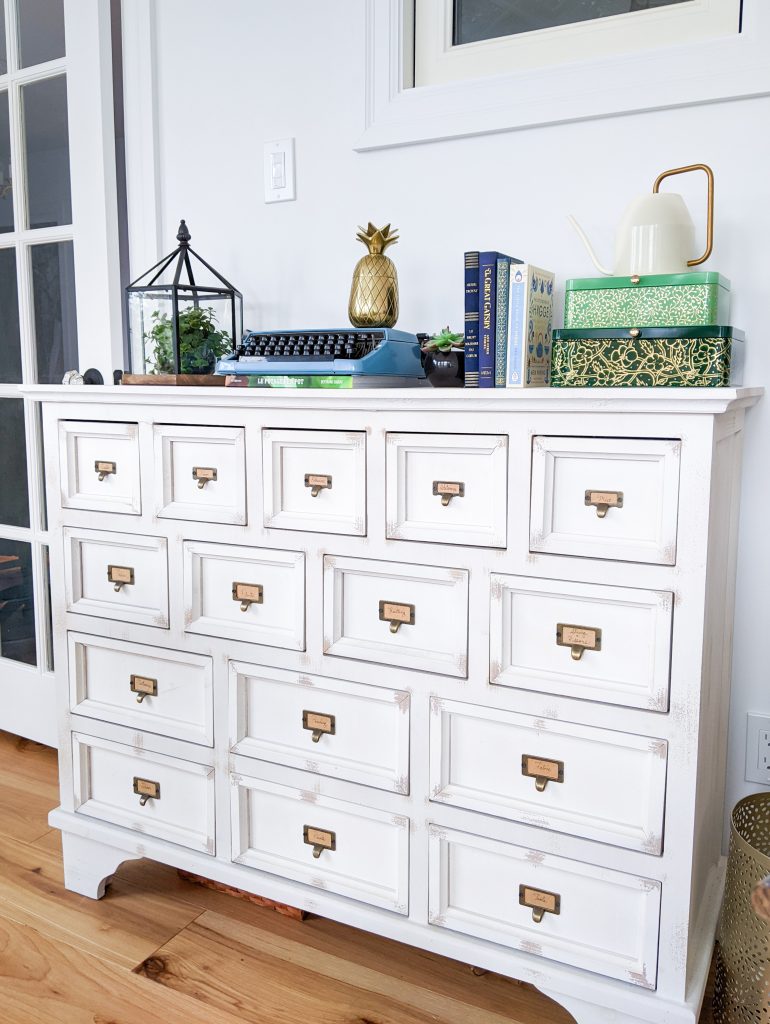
[464,251,555,388]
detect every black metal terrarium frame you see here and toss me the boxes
[127,219,242,374]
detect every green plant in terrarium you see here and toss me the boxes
[421,326,464,353]
[146,305,231,374]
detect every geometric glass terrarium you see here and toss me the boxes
[127,220,242,375]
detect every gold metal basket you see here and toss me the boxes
[714,794,770,1022]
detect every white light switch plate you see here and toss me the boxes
[264,138,295,203]
[745,712,770,785]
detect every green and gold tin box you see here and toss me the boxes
[551,326,744,388]
[564,272,731,329]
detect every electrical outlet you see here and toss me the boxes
[745,713,770,785]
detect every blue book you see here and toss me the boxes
[494,256,511,387]
[463,251,480,387]
[478,251,498,388]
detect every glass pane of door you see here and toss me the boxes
[0,0,6,75]
[0,538,36,665]
[453,0,692,44]
[0,247,22,381]
[32,240,78,383]
[22,74,72,229]
[18,0,66,68]
[0,398,29,528]
[0,90,13,233]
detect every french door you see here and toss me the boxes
[0,0,121,744]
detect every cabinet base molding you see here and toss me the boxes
[60,830,141,899]
[540,989,701,1024]
[176,869,306,920]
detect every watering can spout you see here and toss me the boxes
[567,215,613,276]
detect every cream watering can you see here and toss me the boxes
[569,163,714,277]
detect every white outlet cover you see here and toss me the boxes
[264,138,295,203]
[745,712,770,785]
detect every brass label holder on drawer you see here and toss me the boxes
[303,825,336,858]
[379,600,415,634]
[133,776,160,806]
[556,623,602,661]
[94,460,116,481]
[522,754,564,792]
[232,582,263,612]
[192,466,217,489]
[305,473,332,497]
[302,710,336,743]
[584,489,623,518]
[107,564,135,592]
[433,480,465,506]
[519,884,561,924]
[130,674,158,703]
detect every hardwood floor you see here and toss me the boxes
[0,730,716,1024]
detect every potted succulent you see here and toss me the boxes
[421,326,465,387]
[146,305,231,375]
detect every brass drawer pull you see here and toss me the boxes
[522,754,564,793]
[133,776,160,807]
[584,489,623,519]
[433,480,465,507]
[302,710,336,743]
[556,622,601,661]
[303,825,336,859]
[130,674,158,704]
[519,884,561,924]
[108,564,135,592]
[232,581,263,612]
[192,466,217,489]
[379,600,415,634]
[94,460,116,481]
[305,473,332,497]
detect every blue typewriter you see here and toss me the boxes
[215,328,426,386]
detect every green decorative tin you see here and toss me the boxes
[551,326,744,388]
[564,272,731,329]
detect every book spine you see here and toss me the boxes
[494,257,510,387]
[463,251,480,388]
[506,265,528,387]
[478,251,497,388]
[527,267,555,387]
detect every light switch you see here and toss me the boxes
[264,138,295,203]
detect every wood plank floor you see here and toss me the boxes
[0,730,716,1024]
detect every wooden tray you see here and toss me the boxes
[120,373,226,387]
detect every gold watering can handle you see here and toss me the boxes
[653,163,714,267]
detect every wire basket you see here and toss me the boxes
[714,794,770,1022]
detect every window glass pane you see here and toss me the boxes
[32,240,78,383]
[0,538,36,666]
[23,75,72,229]
[453,0,692,44]
[42,543,52,670]
[0,0,7,75]
[18,0,66,68]
[0,398,29,528]
[0,247,21,382]
[0,91,13,233]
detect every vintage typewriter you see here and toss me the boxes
[215,327,426,386]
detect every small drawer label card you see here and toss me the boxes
[232,582,263,604]
[379,601,415,626]
[521,755,564,785]
[556,623,601,651]
[519,885,561,916]
[133,777,160,800]
[303,825,336,856]
[130,674,158,697]
[107,564,135,586]
[432,481,465,497]
[302,710,336,737]
[305,473,332,490]
[192,466,217,482]
[94,460,116,476]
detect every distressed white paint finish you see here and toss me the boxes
[429,699,667,854]
[323,554,469,677]
[490,575,673,711]
[59,421,142,515]
[530,436,682,564]
[24,386,760,1024]
[385,431,508,547]
[231,773,409,914]
[68,633,213,746]
[153,424,246,525]
[72,732,215,854]
[262,428,367,536]
[229,662,410,793]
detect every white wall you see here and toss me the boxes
[136,0,770,833]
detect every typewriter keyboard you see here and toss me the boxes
[234,331,385,362]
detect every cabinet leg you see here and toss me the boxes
[538,989,697,1024]
[61,832,140,899]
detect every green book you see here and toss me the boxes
[227,375,354,389]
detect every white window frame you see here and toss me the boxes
[355,0,770,151]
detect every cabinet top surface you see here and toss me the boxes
[20,384,763,415]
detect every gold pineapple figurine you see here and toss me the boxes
[348,222,399,328]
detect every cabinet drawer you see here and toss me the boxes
[183,541,305,650]
[229,662,410,793]
[64,528,169,628]
[386,432,508,548]
[490,575,672,711]
[58,420,141,515]
[231,774,409,913]
[430,699,666,854]
[323,555,469,677]
[153,424,246,525]
[72,733,215,854]
[68,633,213,746]
[263,428,366,536]
[428,825,660,988]
[530,436,681,564]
